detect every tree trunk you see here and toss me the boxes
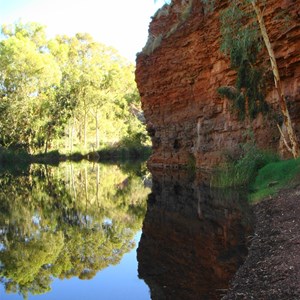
[95,109,99,149]
[71,163,77,201]
[44,135,49,154]
[44,127,52,154]
[251,1,299,158]
[84,110,87,149]
[84,166,89,205]
[71,117,75,152]
[96,164,100,207]
[68,119,73,152]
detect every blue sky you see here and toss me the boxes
[0,0,166,62]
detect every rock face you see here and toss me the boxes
[135,0,300,169]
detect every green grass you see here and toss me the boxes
[249,157,300,203]
[211,142,300,203]
[211,143,279,188]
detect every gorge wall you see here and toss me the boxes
[135,0,300,169]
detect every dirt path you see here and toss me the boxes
[223,186,300,300]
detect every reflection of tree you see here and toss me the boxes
[0,162,149,299]
[0,232,64,298]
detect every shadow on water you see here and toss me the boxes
[137,170,254,300]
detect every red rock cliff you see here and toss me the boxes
[135,0,300,169]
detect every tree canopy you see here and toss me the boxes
[0,21,149,154]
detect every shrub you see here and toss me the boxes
[211,141,279,188]
[0,148,31,165]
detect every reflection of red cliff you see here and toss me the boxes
[135,0,300,169]
[137,171,253,300]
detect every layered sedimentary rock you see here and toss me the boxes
[137,170,253,299]
[135,0,300,169]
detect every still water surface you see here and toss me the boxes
[0,162,253,300]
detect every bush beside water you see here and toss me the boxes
[0,148,31,165]
[98,145,151,161]
[211,140,300,202]
[211,142,279,188]
[0,145,151,168]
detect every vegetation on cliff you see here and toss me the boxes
[217,2,268,121]
[143,0,299,170]
[215,0,299,157]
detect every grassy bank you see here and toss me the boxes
[0,146,152,167]
[211,143,300,203]
[249,157,300,203]
[211,142,279,188]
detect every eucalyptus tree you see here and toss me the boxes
[250,0,299,157]
[50,33,143,151]
[0,21,147,153]
[0,22,61,152]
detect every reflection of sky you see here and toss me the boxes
[0,232,150,300]
[103,218,113,226]
[32,215,41,225]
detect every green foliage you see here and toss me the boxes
[0,21,148,155]
[181,0,193,21]
[98,145,151,161]
[48,32,145,153]
[2,22,47,47]
[249,158,300,202]
[217,86,238,101]
[0,148,31,166]
[220,4,261,68]
[0,22,62,151]
[155,3,170,18]
[218,1,268,120]
[211,138,279,188]
[201,0,215,14]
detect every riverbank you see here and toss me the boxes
[0,146,151,166]
[223,184,300,299]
